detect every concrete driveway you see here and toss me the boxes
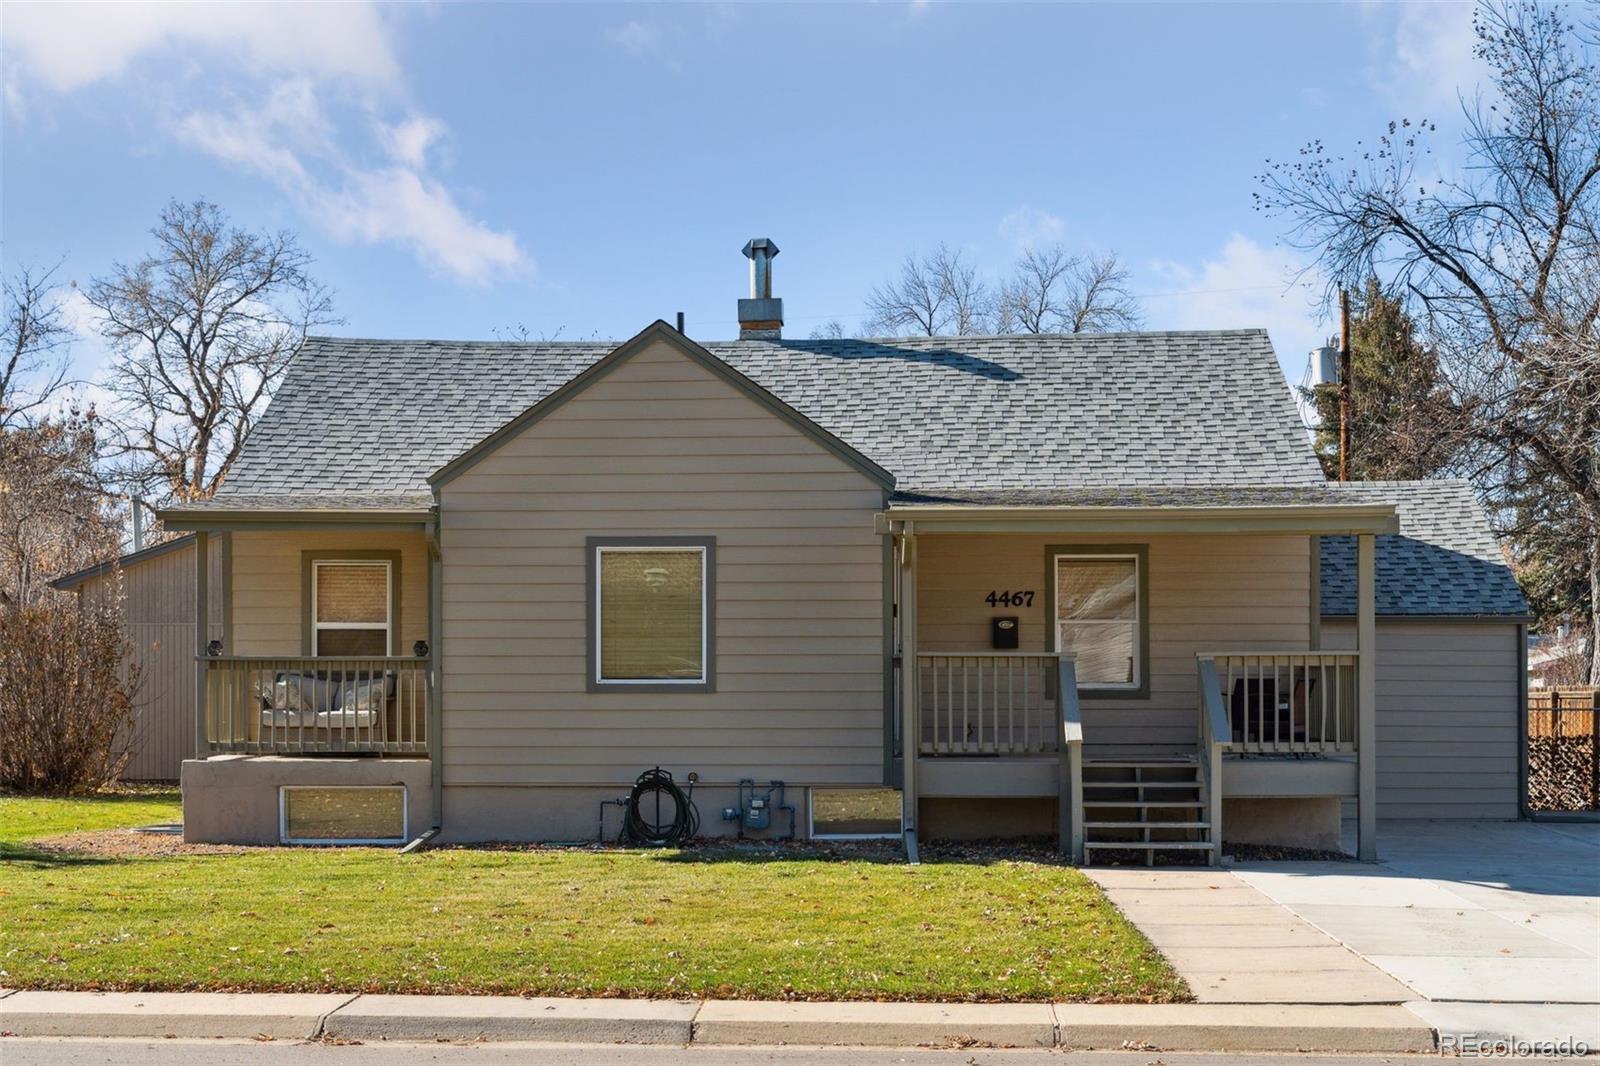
[1232,819,1600,1048]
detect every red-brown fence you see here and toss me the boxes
[1528,688,1600,812]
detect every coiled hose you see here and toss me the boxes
[622,766,699,846]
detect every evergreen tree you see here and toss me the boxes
[1305,278,1458,481]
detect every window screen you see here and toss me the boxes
[280,786,406,844]
[1055,556,1139,687]
[314,562,390,656]
[596,548,706,682]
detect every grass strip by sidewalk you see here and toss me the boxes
[0,791,1188,1003]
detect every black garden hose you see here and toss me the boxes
[622,766,699,846]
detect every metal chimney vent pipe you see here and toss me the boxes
[738,238,783,340]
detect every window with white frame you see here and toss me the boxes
[1053,552,1141,690]
[591,540,712,688]
[312,560,392,656]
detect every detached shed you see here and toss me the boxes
[52,535,225,782]
[1320,481,1531,820]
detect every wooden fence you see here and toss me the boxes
[1528,687,1600,812]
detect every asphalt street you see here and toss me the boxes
[2,1040,1569,1066]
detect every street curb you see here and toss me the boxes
[692,1000,1056,1048]
[0,991,1439,1052]
[1052,1003,1437,1053]
[0,991,349,1040]
[321,994,696,1045]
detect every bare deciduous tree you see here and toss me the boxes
[865,244,993,337]
[1,263,74,431]
[1257,0,1600,675]
[1000,246,1143,334]
[0,410,118,609]
[90,200,337,502]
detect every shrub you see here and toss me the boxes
[0,585,140,794]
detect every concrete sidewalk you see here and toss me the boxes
[1082,867,1413,1004]
[1235,819,1600,1049]
[0,990,1436,1052]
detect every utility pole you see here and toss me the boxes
[1338,288,1352,483]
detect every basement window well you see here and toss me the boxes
[810,788,902,839]
[279,786,407,845]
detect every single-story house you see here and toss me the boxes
[134,240,1527,860]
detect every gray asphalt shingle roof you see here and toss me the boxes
[1319,480,1528,619]
[219,329,1326,500]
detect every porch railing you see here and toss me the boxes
[203,656,430,755]
[916,652,1060,755]
[1197,652,1359,756]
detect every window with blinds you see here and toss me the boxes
[313,561,391,656]
[1054,555,1140,688]
[595,546,707,684]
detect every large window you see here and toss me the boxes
[589,538,714,690]
[312,560,392,656]
[1051,548,1145,694]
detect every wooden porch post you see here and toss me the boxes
[193,529,210,758]
[1357,532,1378,860]
[899,525,919,863]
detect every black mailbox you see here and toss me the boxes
[991,616,1019,650]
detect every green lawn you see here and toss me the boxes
[0,792,1187,1003]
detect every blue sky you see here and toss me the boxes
[4,1,1485,392]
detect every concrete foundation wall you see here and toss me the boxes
[1221,796,1342,852]
[182,756,433,844]
[441,784,808,844]
[919,797,1055,841]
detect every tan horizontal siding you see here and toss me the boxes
[918,532,1313,747]
[440,337,886,790]
[1323,619,1519,819]
[229,530,431,655]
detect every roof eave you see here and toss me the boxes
[49,533,199,591]
[1320,610,1535,624]
[878,502,1400,536]
[157,507,434,533]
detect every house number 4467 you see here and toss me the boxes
[985,590,1035,607]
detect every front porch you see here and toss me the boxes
[884,495,1394,864]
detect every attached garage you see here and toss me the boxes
[1319,481,1530,820]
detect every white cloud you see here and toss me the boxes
[176,83,524,284]
[1144,235,1328,388]
[7,3,528,285]
[998,206,1065,252]
[605,18,685,71]
[1369,2,1482,112]
[379,115,446,169]
[3,1,399,95]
